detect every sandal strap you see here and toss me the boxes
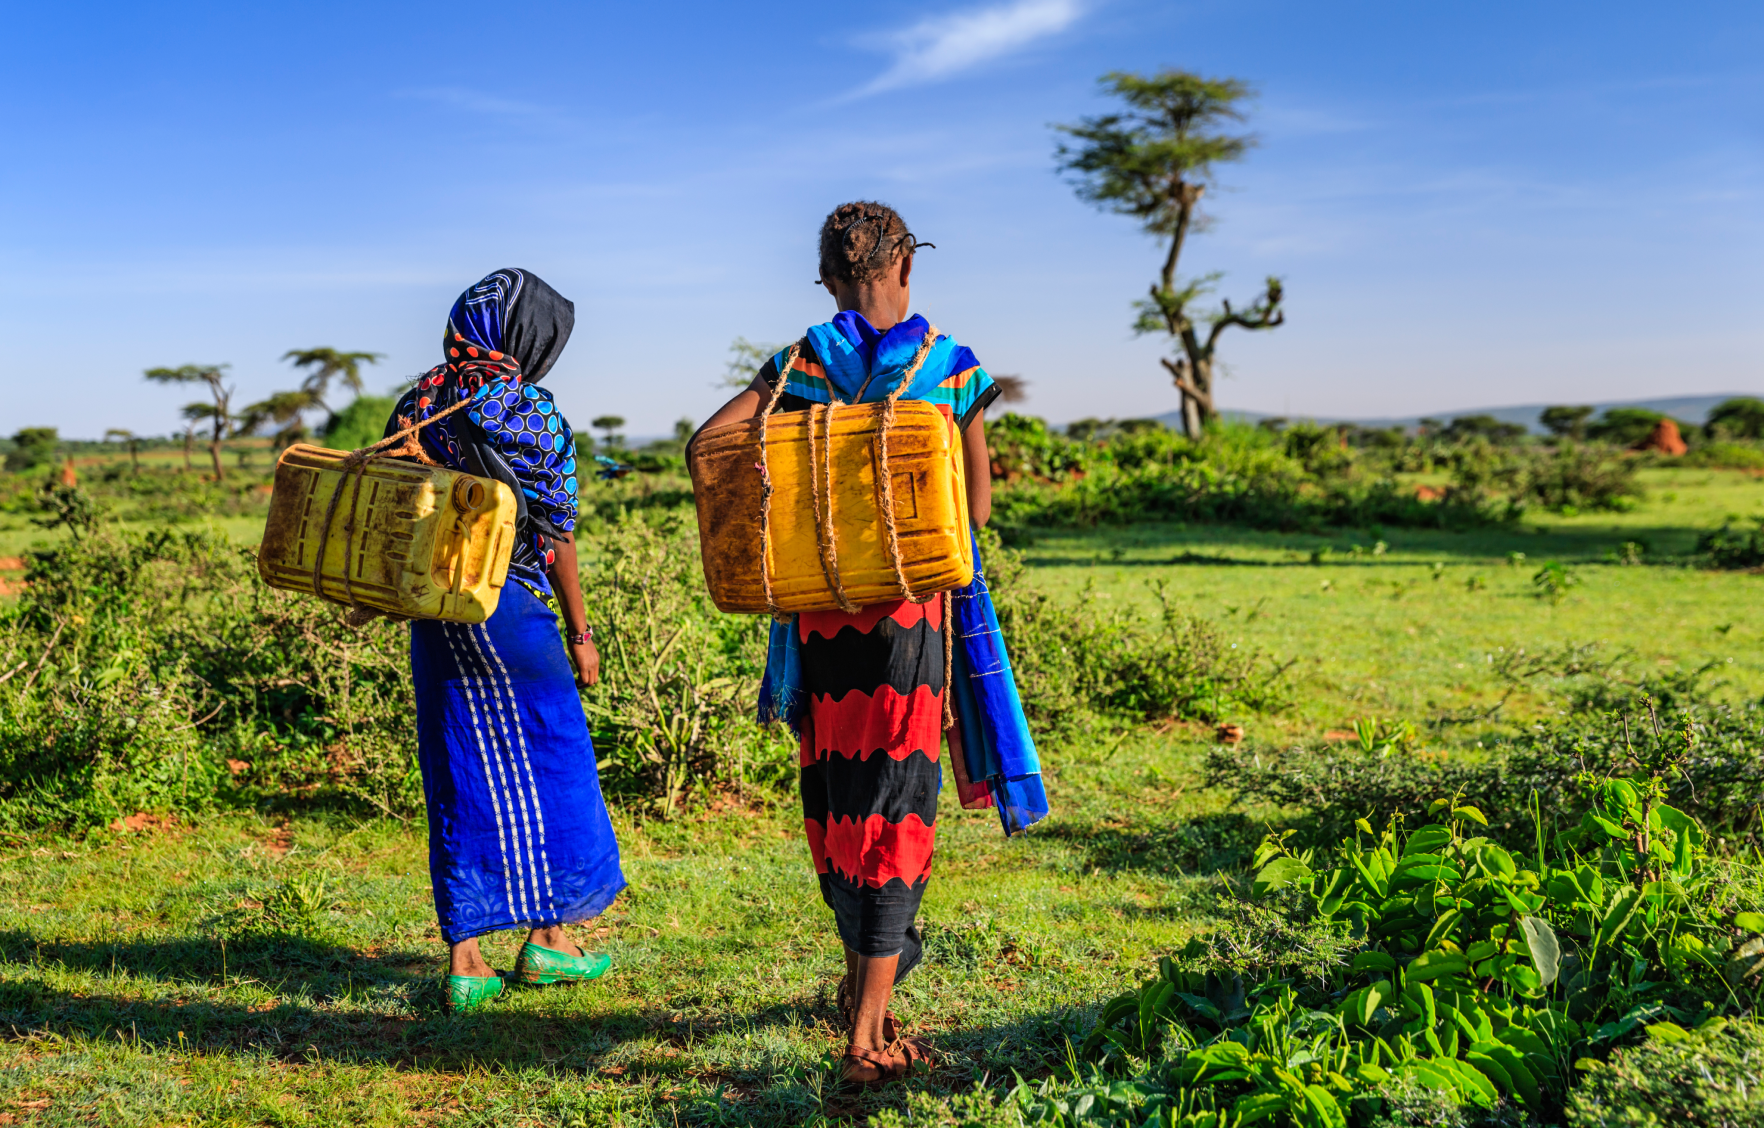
[844,1045,896,1068]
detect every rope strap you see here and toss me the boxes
[755,341,804,620]
[309,393,480,620]
[753,325,944,615]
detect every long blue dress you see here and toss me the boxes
[411,582,625,943]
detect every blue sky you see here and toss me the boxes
[3,0,1760,440]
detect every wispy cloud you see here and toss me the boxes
[853,0,1083,97]
[395,87,556,118]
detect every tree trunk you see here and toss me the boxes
[1181,394,1203,440]
[129,444,139,473]
[1189,355,1216,434]
[209,439,224,482]
[182,431,193,471]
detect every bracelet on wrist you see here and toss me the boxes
[566,626,593,645]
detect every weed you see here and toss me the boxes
[1531,561,1580,604]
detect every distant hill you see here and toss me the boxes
[1132,393,1759,435]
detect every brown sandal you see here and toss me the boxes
[841,1038,930,1087]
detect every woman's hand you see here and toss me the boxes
[568,637,601,688]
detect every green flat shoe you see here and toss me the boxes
[447,973,505,1013]
[515,941,611,985]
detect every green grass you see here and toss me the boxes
[0,729,1213,1126]
[0,466,1761,1123]
[1019,467,1764,738]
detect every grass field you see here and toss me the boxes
[0,465,1758,1124]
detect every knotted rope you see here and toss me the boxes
[753,326,946,618]
[874,325,942,606]
[309,393,479,624]
[755,340,805,620]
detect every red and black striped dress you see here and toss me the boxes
[798,594,945,977]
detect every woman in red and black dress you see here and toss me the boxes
[696,201,997,1084]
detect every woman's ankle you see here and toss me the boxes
[449,939,494,977]
[526,925,581,956]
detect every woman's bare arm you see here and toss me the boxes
[964,408,991,527]
[691,374,769,448]
[546,532,600,688]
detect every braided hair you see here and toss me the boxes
[817,201,932,286]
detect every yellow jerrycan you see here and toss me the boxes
[688,335,974,615]
[257,443,520,624]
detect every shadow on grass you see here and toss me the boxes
[1016,518,1719,563]
[0,925,1102,1125]
[0,926,1090,1067]
[1032,812,1259,878]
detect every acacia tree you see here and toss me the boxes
[146,364,234,480]
[1055,70,1284,438]
[103,428,141,472]
[238,389,318,451]
[282,348,384,427]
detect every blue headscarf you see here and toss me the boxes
[389,268,580,578]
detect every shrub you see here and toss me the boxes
[1522,443,1642,512]
[982,529,1292,729]
[1680,441,1764,470]
[321,394,398,452]
[578,510,790,813]
[987,412,1089,482]
[1705,397,1764,441]
[1204,658,1764,852]
[4,427,59,473]
[1072,749,1761,1127]
[1697,517,1764,569]
[1564,1018,1764,1126]
[993,421,1497,537]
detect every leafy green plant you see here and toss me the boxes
[1079,761,1755,1126]
[1697,517,1764,570]
[1532,561,1580,604]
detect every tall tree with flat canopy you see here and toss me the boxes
[146,364,234,481]
[1055,70,1284,438]
[282,348,384,427]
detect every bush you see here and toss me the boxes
[1522,443,1641,512]
[4,427,59,473]
[1706,397,1764,441]
[1205,661,1764,854]
[987,412,1089,482]
[321,394,398,452]
[1072,749,1760,1126]
[896,733,1764,1128]
[1565,1018,1764,1126]
[983,529,1292,730]
[578,510,791,812]
[1680,441,1764,470]
[1697,517,1764,569]
[993,421,1497,538]
[0,527,418,831]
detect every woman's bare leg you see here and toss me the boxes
[448,937,495,977]
[527,924,582,956]
[843,952,900,1082]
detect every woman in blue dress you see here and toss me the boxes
[386,268,627,1012]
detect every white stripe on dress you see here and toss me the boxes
[449,622,533,919]
[439,623,519,920]
[462,623,545,914]
[473,622,556,904]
